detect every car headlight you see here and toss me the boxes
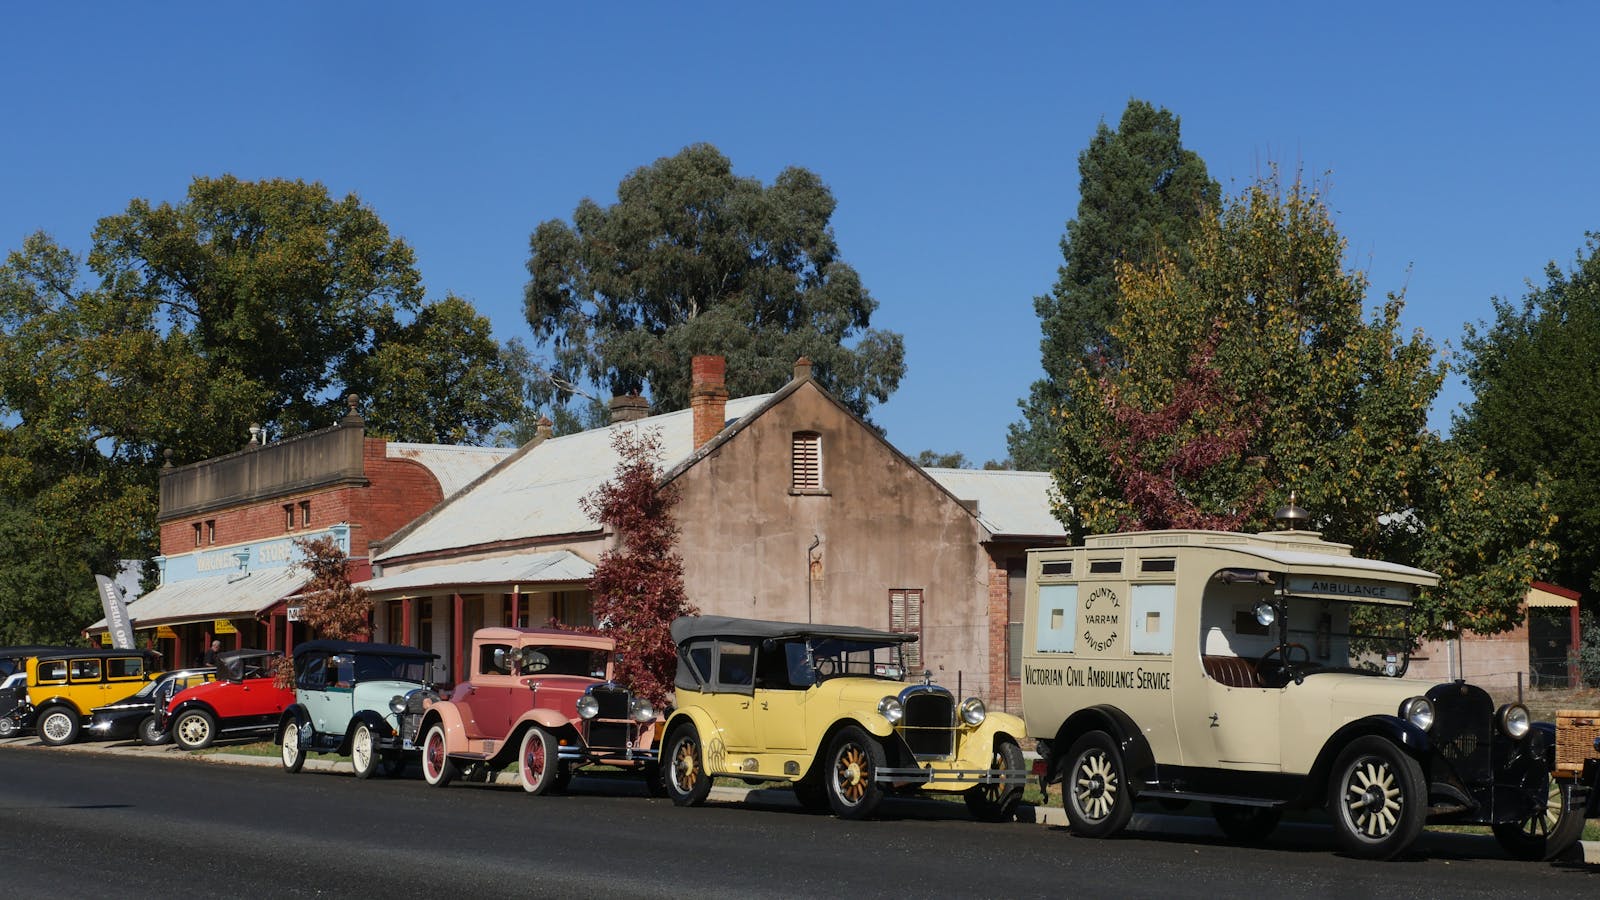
[1399,697,1434,732]
[1497,703,1531,739]
[389,695,407,715]
[877,697,904,724]
[630,696,655,723]
[960,697,986,726]
[577,695,600,720]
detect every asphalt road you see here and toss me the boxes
[1,741,1595,899]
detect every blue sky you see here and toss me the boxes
[4,2,1595,466]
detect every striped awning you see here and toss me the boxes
[1526,581,1581,608]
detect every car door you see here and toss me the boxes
[298,654,340,734]
[700,639,757,757]
[751,640,809,752]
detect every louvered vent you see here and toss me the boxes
[791,432,822,492]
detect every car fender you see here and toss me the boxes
[1306,715,1430,798]
[1048,704,1156,787]
[951,710,1026,768]
[662,707,722,771]
[346,709,394,751]
[509,707,572,737]
[168,698,217,723]
[1530,721,1556,770]
[274,705,311,745]
[32,698,84,721]
[418,700,471,755]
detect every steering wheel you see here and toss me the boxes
[1258,642,1311,685]
[816,658,838,678]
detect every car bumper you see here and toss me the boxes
[875,764,1031,790]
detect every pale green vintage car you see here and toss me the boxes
[662,615,1028,821]
[275,640,439,779]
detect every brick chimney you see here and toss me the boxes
[793,356,813,382]
[690,355,729,448]
[530,416,554,447]
[609,394,649,423]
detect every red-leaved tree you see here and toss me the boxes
[293,536,372,640]
[580,428,697,707]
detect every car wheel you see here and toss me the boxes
[351,724,379,780]
[964,738,1025,822]
[280,721,306,774]
[1212,803,1282,843]
[518,726,558,794]
[663,724,711,807]
[137,715,169,746]
[173,710,216,751]
[420,723,457,787]
[791,775,830,812]
[824,725,887,819]
[0,717,15,738]
[37,708,81,747]
[1062,730,1133,838]
[1492,776,1587,861]
[1328,736,1426,860]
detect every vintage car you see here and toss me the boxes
[416,627,660,792]
[86,666,216,744]
[1021,526,1586,860]
[23,648,162,746]
[0,646,74,737]
[662,615,1029,821]
[275,640,438,778]
[160,649,292,750]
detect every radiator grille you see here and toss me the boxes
[591,686,629,719]
[899,689,955,757]
[586,721,631,750]
[1430,684,1493,781]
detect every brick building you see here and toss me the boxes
[88,401,510,665]
[362,357,1070,700]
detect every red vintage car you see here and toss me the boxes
[415,627,662,793]
[161,648,293,750]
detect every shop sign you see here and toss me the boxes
[213,619,238,634]
[286,605,304,622]
[156,626,178,639]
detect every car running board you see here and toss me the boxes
[1136,790,1284,808]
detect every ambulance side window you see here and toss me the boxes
[1130,584,1175,655]
[1035,584,1078,653]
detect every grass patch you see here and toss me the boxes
[194,740,281,758]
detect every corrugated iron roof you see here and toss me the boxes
[88,567,305,630]
[360,551,594,595]
[376,395,773,561]
[385,443,515,498]
[921,468,1068,538]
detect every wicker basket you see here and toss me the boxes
[1555,709,1600,775]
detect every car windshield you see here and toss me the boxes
[807,638,906,682]
[1281,595,1413,676]
[526,647,609,679]
[352,654,431,683]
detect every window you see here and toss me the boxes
[284,504,295,532]
[480,644,514,676]
[193,523,203,547]
[1006,558,1026,680]
[714,640,756,693]
[70,659,102,682]
[37,660,67,683]
[206,520,216,544]
[1035,584,1078,653]
[1129,584,1175,655]
[108,657,146,679]
[299,500,311,527]
[890,588,923,669]
[297,656,327,690]
[791,431,823,493]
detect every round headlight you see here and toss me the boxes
[388,695,407,715]
[960,697,987,726]
[877,697,904,724]
[1497,703,1531,739]
[630,696,655,723]
[1398,697,1434,732]
[576,694,600,720]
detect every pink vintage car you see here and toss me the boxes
[416,627,662,794]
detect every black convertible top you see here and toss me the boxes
[292,639,438,660]
[215,648,279,681]
[670,615,915,646]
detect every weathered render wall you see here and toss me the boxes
[674,383,997,701]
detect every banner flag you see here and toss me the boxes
[95,574,137,649]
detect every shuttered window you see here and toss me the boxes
[791,431,822,492]
[890,588,924,669]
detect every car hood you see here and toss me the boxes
[1296,672,1435,724]
[816,677,926,706]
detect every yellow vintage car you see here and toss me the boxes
[661,615,1028,820]
[24,648,162,746]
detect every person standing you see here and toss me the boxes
[203,640,222,666]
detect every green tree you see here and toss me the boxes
[914,450,972,469]
[1454,236,1600,595]
[358,294,524,444]
[1009,100,1219,470]
[524,143,905,422]
[1053,170,1549,632]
